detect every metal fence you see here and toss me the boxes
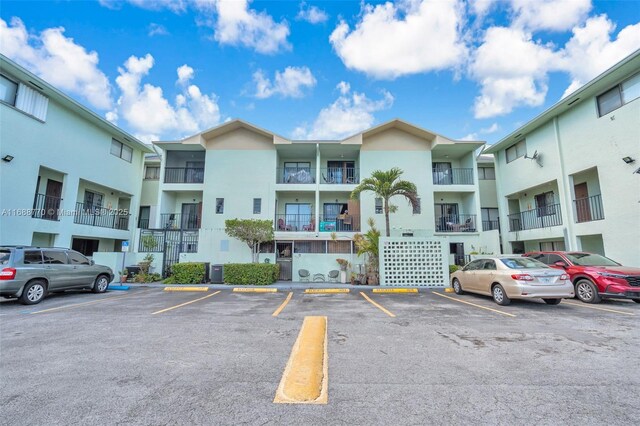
[574,194,604,223]
[432,168,474,185]
[164,167,204,183]
[435,214,477,232]
[318,214,361,232]
[320,167,359,184]
[159,213,201,229]
[32,193,62,221]
[275,214,315,232]
[482,219,500,231]
[74,202,130,230]
[508,203,562,231]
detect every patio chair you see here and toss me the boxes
[302,217,315,231]
[328,270,339,283]
[298,269,310,282]
[322,173,336,184]
[278,218,292,231]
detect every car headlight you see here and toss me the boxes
[597,272,627,278]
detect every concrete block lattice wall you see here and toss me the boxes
[379,237,448,287]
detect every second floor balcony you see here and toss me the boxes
[32,193,63,221]
[574,194,604,223]
[74,202,130,230]
[164,167,204,184]
[435,214,477,232]
[432,168,474,185]
[160,213,202,229]
[482,219,500,231]
[320,167,359,184]
[508,203,562,232]
[275,213,361,232]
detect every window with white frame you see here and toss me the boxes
[144,166,160,180]
[110,139,133,163]
[597,72,640,117]
[539,241,565,251]
[216,198,224,214]
[506,140,526,163]
[478,167,495,180]
[0,75,18,106]
[253,198,261,214]
[1,75,49,121]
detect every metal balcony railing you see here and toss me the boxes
[32,193,62,221]
[482,219,500,231]
[432,168,474,185]
[74,202,130,230]
[320,167,359,184]
[275,214,316,232]
[276,168,316,184]
[164,167,204,183]
[160,213,201,229]
[318,214,361,232]
[137,218,150,229]
[508,203,562,231]
[574,194,604,223]
[435,214,477,232]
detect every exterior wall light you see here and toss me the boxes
[2,155,14,162]
[622,156,635,164]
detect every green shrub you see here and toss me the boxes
[164,262,206,284]
[134,273,162,283]
[224,263,280,285]
[449,264,461,274]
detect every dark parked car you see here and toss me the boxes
[523,251,640,304]
[0,246,114,305]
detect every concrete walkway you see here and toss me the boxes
[124,281,448,290]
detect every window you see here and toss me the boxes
[253,198,261,214]
[68,251,90,265]
[0,74,18,106]
[216,198,224,214]
[462,259,484,271]
[43,251,67,264]
[539,240,565,251]
[481,260,496,270]
[478,167,495,180]
[375,198,383,214]
[597,72,640,116]
[547,254,565,265]
[23,251,43,264]
[481,208,499,231]
[535,191,555,217]
[84,191,104,210]
[506,140,526,163]
[110,139,133,163]
[413,198,421,214]
[144,166,160,180]
[500,257,548,269]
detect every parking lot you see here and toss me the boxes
[1,286,638,425]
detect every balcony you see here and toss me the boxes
[32,193,62,221]
[435,214,477,232]
[320,167,359,184]
[74,202,130,230]
[138,218,150,229]
[164,167,204,184]
[275,214,315,232]
[160,213,201,229]
[574,194,604,223]
[482,219,500,231]
[508,203,562,231]
[432,168,474,185]
[319,214,360,232]
[276,168,316,184]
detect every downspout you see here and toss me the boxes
[553,116,576,249]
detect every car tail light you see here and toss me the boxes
[511,274,534,281]
[560,274,569,280]
[0,267,16,280]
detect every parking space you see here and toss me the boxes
[1,286,638,424]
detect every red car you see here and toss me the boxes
[523,251,640,304]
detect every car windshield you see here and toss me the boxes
[500,257,548,269]
[565,253,620,266]
[0,250,11,265]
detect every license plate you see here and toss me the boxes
[538,277,553,284]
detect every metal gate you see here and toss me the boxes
[162,230,199,277]
[276,242,292,281]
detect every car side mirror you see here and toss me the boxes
[554,261,567,268]
[90,260,95,266]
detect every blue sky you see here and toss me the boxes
[1,1,639,143]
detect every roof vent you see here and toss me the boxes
[28,80,44,91]
[567,98,580,106]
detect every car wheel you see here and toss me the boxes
[575,279,601,304]
[452,278,464,295]
[492,284,511,306]
[19,280,47,305]
[92,275,110,293]
[543,298,562,305]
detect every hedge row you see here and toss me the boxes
[224,263,280,285]
[163,262,206,284]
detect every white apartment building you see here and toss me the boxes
[484,50,640,266]
[138,119,500,279]
[0,54,153,255]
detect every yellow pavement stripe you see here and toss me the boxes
[151,291,221,315]
[272,292,293,317]
[274,316,328,404]
[432,291,516,317]
[30,293,130,314]
[304,288,350,294]
[562,301,635,316]
[359,292,396,317]
[233,287,278,293]
[164,286,208,292]
[372,288,418,294]
[444,288,455,293]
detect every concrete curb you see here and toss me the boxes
[125,282,454,292]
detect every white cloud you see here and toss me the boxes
[297,3,329,24]
[558,15,640,97]
[148,23,169,36]
[99,0,188,13]
[330,0,467,79]
[471,0,498,18]
[292,82,393,140]
[510,0,592,32]
[0,17,113,110]
[110,55,221,142]
[459,122,499,141]
[252,66,316,99]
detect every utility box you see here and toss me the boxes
[211,264,224,283]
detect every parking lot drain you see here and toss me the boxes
[233,288,278,293]
[304,288,350,294]
[274,316,328,404]
[372,288,418,294]
[163,286,208,292]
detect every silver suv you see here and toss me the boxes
[0,247,114,305]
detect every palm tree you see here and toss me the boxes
[351,167,418,237]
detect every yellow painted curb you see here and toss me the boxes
[233,288,278,293]
[274,316,328,404]
[372,288,418,294]
[164,286,209,292]
[304,288,350,294]
[444,288,455,293]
